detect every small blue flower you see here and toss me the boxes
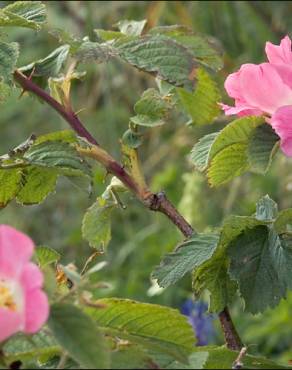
[181,299,215,346]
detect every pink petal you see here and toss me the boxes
[0,308,24,342]
[224,70,242,100]
[266,36,292,65]
[271,105,292,156]
[24,289,49,333]
[20,263,43,291]
[240,63,292,114]
[271,63,292,89]
[281,137,292,156]
[220,103,262,116]
[0,225,34,279]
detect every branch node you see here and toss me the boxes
[144,191,166,211]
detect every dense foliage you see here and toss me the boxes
[1,1,292,369]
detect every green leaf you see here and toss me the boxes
[192,116,265,186]
[116,19,147,36]
[228,226,292,313]
[0,41,19,81]
[166,352,208,369]
[16,167,57,205]
[0,81,11,103]
[148,25,193,37]
[207,142,249,187]
[82,197,115,251]
[178,68,221,125]
[87,298,195,363]
[255,194,278,221]
[274,208,292,234]
[209,116,263,159]
[24,141,91,178]
[149,26,223,72]
[74,41,111,63]
[122,129,143,149]
[171,35,223,72]
[0,1,46,30]
[110,343,153,369]
[130,88,172,127]
[116,35,200,89]
[152,233,219,288]
[193,254,237,313]
[20,45,69,77]
[3,331,59,366]
[48,303,110,369]
[190,132,218,172]
[196,195,291,313]
[35,246,60,268]
[197,346,291,369]
[219,214,268,252]
[248,123,279,174]
[0,169,22,208]
[34,130,78,145]
[95,29,125,42]
[49,28,82,53]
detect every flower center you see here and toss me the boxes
[0,279,22,312]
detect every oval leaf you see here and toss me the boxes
[48,303,110,369]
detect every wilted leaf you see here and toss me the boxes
[116,19,147,36]
[255,194,278,221]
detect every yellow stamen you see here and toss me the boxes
[0,284,17,311]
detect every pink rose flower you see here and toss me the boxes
[0,225,49,343]
[222,35,292,156]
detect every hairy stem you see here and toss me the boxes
[14,70,99,146]
[13,69,243,351]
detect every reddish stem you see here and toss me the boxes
[13,68,243,351]
[14,70,99,146]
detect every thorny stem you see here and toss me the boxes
[13,68,243,351]
[14,70,99,146]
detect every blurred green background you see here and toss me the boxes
[1,0,292,364]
